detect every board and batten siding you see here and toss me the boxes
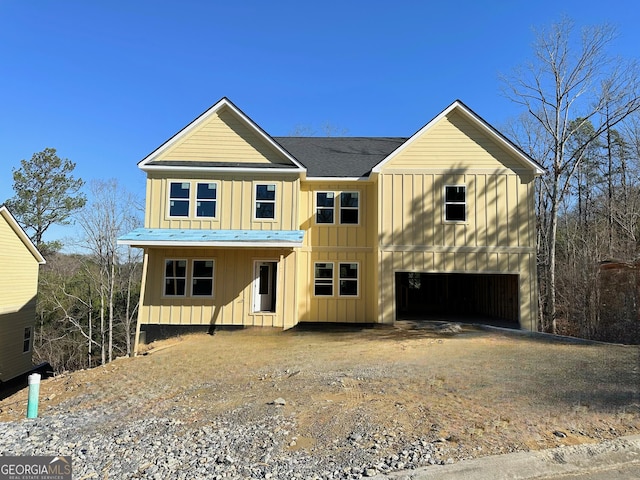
[145,173,300,231]
[295,181,378,323]
[376,110,538,329]
[157,106,293,165]
[137,247,298,329]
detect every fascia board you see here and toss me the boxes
[0,206,46,264]
[372,100,544,176]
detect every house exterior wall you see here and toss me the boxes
[137,247,298,329]
[376,111,538,329]
[296,181,378,323]
[144,172,300,231]
[157,106,290,165]
[0,212,40,381]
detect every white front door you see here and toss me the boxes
[253,261,277,312]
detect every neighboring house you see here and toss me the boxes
[119,97,543,351]
[0,206,45,382]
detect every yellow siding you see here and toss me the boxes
[0,213,39,380]
[384,110,526,171]
[145,173,300,230]
[378,172,534,249]
[299,181,376,249]
[138,247,297,329]
[296,250,376,323]
[159,106,294,165]
[0,215,40,314]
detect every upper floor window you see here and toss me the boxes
[444,185,466,222]
[196,182,217,218]
[255,184,276,219]
[340,192,359,224]
[316,192,335,223]
[169,182,190,217]
[316,191,359,225]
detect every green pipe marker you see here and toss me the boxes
[27,373,41,418]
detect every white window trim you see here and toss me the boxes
[338,261,360,297]
[190,259,216,298]
[167,181,191,219]
[163,258,188,298]
[315,191,336,225]
[253,182,277,222]
[339,191,360,226]
[195,181,220,219]
[315,190,361,226]
[313,261,335,297]
[443,184,467,223]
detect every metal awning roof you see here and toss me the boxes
[118,228,305,248]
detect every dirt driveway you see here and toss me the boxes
[1,322,639,463]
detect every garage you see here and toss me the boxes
[395,272,519,324]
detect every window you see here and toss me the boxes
[340,192,359,224]
[192,260,215,296]
[316,191,360,225]
[164,259,187,296]
[445,185,466,222]
[23,327,31,353]
[314,262,334,296]
[196,183,217,218]
[316,192,335,223]
[255,184,276,219]
[339,263,359,296]
[169,182,190,217]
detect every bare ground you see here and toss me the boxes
[1,322,639,463]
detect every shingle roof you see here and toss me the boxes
[274,137,407,177]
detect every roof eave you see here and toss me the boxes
[117,239,304,248]
[140,165,305,174]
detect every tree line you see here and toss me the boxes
[3,17,639,373]
[5,149,142,372]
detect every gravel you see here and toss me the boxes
[0,406,456,479]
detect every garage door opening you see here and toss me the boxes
[395,272,519,325]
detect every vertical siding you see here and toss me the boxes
[378,171,533,249]
[145,173,300,231]
[137,247,297,328]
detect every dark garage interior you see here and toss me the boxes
[395,272,519,325]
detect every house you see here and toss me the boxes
[0,206,46,382]
[119,97,543,351]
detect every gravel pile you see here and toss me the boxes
[0,406,456,479]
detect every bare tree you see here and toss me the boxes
[502,17,640,332]
[76,179,142,363]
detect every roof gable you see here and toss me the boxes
[0,206,46,264]
[372,100,544,175]
[139,98,306,173]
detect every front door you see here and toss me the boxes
[253,261,277,312]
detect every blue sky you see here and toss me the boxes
[1,1,639,246]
